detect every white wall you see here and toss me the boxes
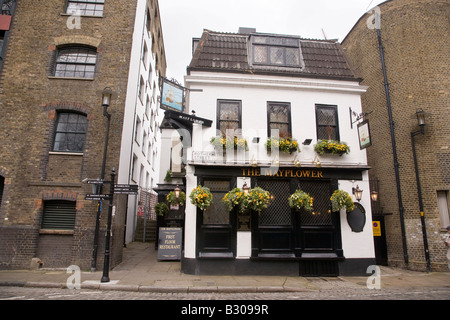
[119,0,164,244]
[182,71,375,259]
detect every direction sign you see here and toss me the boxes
[114,184,138,195]
[85,194,111,201]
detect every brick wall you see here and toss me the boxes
[343,0,450,271]
[0,0,139,270]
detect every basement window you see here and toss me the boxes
[41,200,76,231]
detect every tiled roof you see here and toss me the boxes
[188,30,360,81]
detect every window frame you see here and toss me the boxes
[251,35,302,68]
[267,102,292,138]
[315,104,340,141]
[65,0,105,17]
[52,112,88,153]
[216,99,242,136]
[53,46,97,79]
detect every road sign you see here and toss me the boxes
[85,194,111,201]
[137,205,144,217]
[114,184,138,195]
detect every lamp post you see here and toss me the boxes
[91,87,113,272]
[101,168,116,283]
[411,108,431,272]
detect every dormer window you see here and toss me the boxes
[251,35,301,67]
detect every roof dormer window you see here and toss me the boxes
[251,35,301,67]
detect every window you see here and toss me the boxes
[66,0,105,17]
[437,191,450,229]
[316,104,340,141]
[217,100,241,135]
[54,46,97,79]
[0,175,4,208]
[252,36,301,67]
[53,112,87,153]
[41,200,76,230]
[267,102,291,138]
[139,76,145,102]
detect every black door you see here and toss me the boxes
[372,215,388,266]
[196,178,236,258]
[252,179,295,258]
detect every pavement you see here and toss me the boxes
[0,241,449,294]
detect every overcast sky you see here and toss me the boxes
[158,0,387,82]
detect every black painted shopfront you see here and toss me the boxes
[182,165,372,276]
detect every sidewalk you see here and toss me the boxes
[0,242,449,293]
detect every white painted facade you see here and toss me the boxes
[118,0,165,244]
[182,70,375,262]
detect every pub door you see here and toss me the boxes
[251,179,295,258]
[196,178,237,258]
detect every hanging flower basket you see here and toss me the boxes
[314,139,350,155]
[210,136,248,151]
[330,189,355,213]
[222,188,245,213]
[154,202,169,216]
[166,191,186,206]
[265,137,300,154]
[189,185,213,211]
[288,190,314,212]
[240,187,271,213]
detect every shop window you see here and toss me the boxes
[54,46,97,79]
[53,112,87,153]
[41,200,76,230]
[66,0,105,17]
[316,104,340,141]
[217,100,241,136]
[267,102,291,138]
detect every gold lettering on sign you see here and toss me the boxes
[242,168,324,178]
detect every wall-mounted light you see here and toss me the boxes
[174,185,181,199]
[370,190,379,202]
[302,139,312,145]
[293,155,301,167]
[352,185,363,202]
[242,181,250,196]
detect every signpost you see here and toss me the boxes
[158,227,182,261]
[114,184,138,195]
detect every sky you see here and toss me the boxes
[158,0,387,83]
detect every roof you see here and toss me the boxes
[188,30,361,81]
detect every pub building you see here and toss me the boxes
[159,28,375,276]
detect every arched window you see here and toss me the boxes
[54,46,97,79]
[53,112,87,153]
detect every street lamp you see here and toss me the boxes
[91,87,114,272]
[411,108,431,272]
[352,185,363,202]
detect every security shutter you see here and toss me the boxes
[41,200,76,230]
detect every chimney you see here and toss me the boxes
[238,27,256,34]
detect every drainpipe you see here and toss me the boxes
[376,28,409,265]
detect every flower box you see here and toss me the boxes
[314,139,350,156]
[265,137,300,154]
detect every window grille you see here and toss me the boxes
[41,201,76,230]
[258,180,292,226]
[202,180,230,224]
[53,112,87,153]
[217,100,241,135]
[268,102,291,138]
[66,0,105,17]
[298,181,333,226]
[54,47,97,79]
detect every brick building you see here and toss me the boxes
[0,0,166,270]
[342,0,449,271]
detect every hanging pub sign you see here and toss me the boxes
[357,119,372,150]
[160,78,184,112]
